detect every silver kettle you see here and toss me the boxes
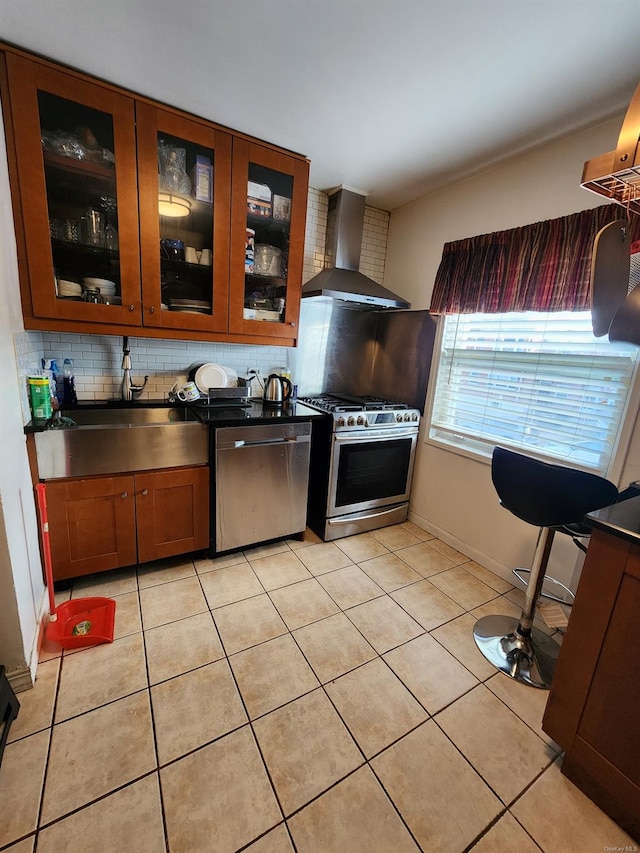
[264,374,292,405]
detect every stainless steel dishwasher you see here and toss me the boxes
[214,421,312,552]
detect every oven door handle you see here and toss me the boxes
[328,506,408,524]
[334,428,418,443]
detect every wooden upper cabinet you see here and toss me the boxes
[1,45,309,345]
[229,139,309,340]
[4,53,142,326]
[136,102,232,334]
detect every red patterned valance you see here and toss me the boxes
[430,205,640,314]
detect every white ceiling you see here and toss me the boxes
[2,1,640,210]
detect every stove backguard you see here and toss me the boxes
[294,301,437,413]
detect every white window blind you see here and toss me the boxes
[428,311,639,474]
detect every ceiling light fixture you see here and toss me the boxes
[158,192,192,218]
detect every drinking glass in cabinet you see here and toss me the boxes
[38,91,123,305]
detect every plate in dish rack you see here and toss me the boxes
[193,363,228,392]
[221,365,238,387]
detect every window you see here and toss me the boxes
[428,311,639,474]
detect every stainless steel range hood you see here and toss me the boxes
[301,187,410,310]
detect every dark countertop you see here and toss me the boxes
[25,398,325,433]
[587,493,640,544]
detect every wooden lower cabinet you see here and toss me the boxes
[45,466,209,580]
[542,527,640,841]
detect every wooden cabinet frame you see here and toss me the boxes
[45,466,209,581]
[0,42,309,347]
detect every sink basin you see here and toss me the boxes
[36,406,208,479]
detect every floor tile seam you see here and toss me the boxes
[0,831,35,853]
[499,751,563,813]
[34,767,162,839]
[314,585,388,613]
[245,546,308,569]
[52,675,151,727]
[482,678,562,753]
[457,558,516,594]
[33,644,66,838]
[234,820,295,853]
[339,597,426,655]
[430,710,559,810]
[427,713,510,807]
[147,649,228,688]
[386,659,479,720]
[428,585,508,612]
[284,626,379,705]
[365,744,440,852]
[459,805,512,853]
[263,584,342,633]
[72,584,139,601]
[424,625,487,686]
[391,572,463,605]
[6,656,62,747]
[139,613,171,848]
[385,586,468,634]
[218,654,289,829]
[353,563,425,594]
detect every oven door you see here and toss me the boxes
[327,427,418,517]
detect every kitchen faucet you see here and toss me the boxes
[121,336,148,401]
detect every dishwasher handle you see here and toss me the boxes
[231,435,306,449]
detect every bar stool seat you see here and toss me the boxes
[473,447,619,689]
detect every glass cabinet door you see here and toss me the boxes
[229,139,309,339]
[5,54,141,325]
[136,102,231,333]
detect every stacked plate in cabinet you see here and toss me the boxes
[168,298,212,314]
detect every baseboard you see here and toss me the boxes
[407,509,514,586]
[7,665,33,694]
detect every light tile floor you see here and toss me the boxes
[1,521,636,852]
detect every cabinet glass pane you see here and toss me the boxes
[156,132,214,315]
[245,163,293,324]
[38,92,122,307]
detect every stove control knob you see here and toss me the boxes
[347,416,356,427]
[404,413,411,422]
[396,413,403,423]
[411,412,419,421]
[357,415,365,426]
[337,417,346,427]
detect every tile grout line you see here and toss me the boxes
[136,559,171,853]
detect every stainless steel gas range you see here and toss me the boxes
[300,394,421,541]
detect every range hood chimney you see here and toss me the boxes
[582,80,640,213]
[301,187,410,310]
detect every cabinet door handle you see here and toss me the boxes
[290,322,296,326]
[149,306,155,314]
[128,304,135,312]
[121,491,128,499]
[141,488,149,496]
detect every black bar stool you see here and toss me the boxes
[473,447,619,689]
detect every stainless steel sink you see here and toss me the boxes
[35,406,208,479]
[57,407,193,427]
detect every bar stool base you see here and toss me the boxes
[473,614,560,689]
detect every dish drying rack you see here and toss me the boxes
[189,386,252,406]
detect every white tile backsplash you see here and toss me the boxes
[18,187,389,420]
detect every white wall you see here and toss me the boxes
[385,114,640,586]
[0,105,45,682]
